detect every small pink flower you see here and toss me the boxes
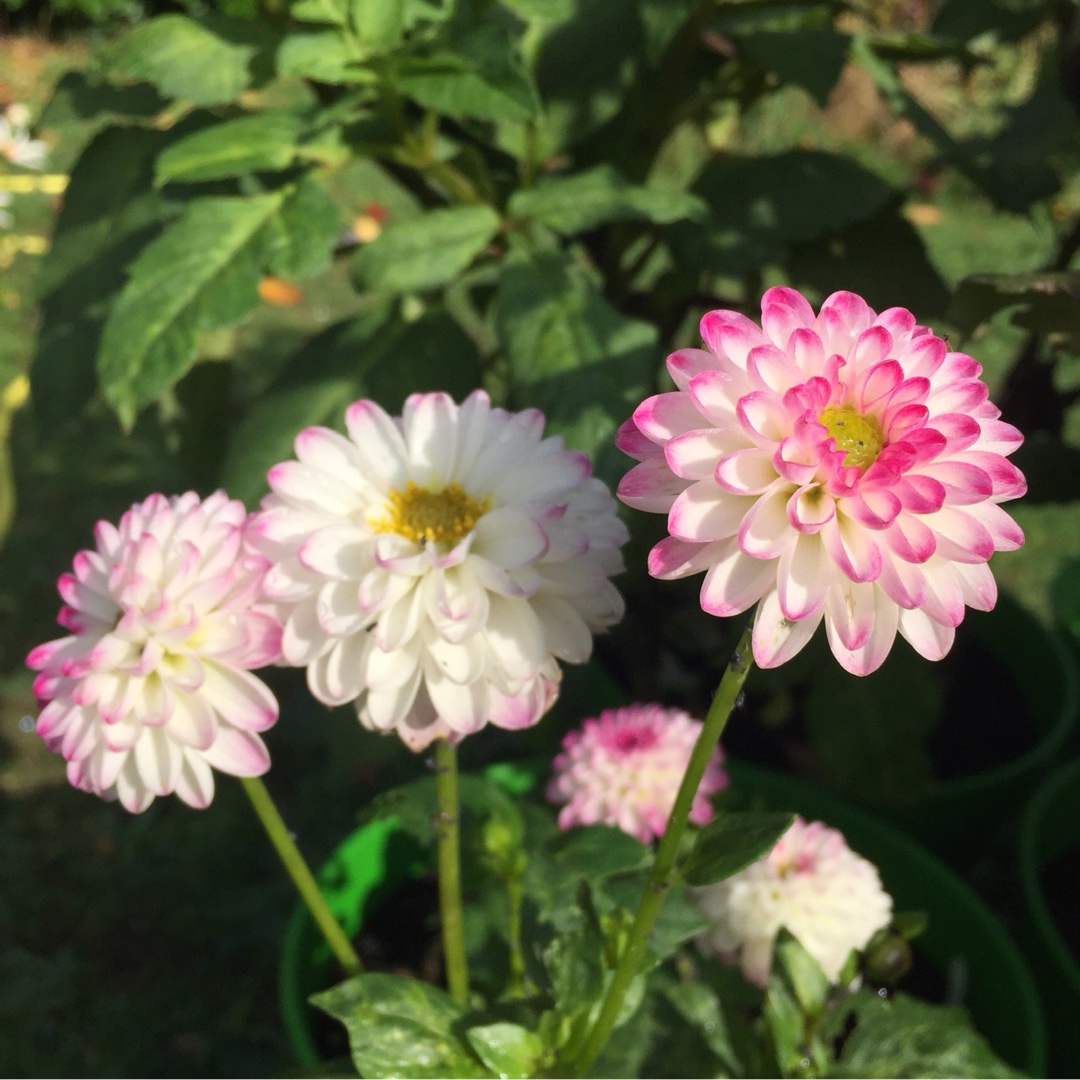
[618,288,1026,675]
[27,492,282,813]
[546,703,727,843]
[691,817,893,986]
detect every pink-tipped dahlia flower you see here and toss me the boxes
[249,390,627,751]
[618,288,1026,675]
[546,703,727,843]
[27,492,282,813]
[691,817,893,986]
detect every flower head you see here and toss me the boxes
[618,288,1026,675]
[691,817,893,986]
[27,492,282,813]
[0,105,48,170]
[250,390,627,751]
[547,703,727,843]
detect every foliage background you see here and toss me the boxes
[2,0,1080,1074]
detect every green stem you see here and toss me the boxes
[569,620,755,1076]
[506,869,527,996]
[240,776,362,978]
[436,738,470,1004]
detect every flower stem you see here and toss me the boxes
[240,776,362,978]
[435,738,470,1004]
[569,620,755,1076]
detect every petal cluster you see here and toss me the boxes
[691,817,893,986]
[27,492,282,813]
[250,390,627,751]
[618,287,1026,674]
[546,703,727,843]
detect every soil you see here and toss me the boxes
[1041,844,1080,966]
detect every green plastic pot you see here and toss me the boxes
[851,594,1078,861]
[279,760,1046,1076]
[1019,757,1080,1078]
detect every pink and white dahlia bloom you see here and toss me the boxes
[618,288,1026,675]
[691,817,893,986]
[249,390,627,751]
[546,703,727,843]
[27,492,282,813]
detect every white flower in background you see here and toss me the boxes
[691,817,893,986]
[0,104,48,170]
[546,703,727,843]
[250,390,627,751]
[27,492,282,813]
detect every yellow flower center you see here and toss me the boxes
[371,481,490,546]
[818,406,884,471]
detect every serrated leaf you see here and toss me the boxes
[265,175,342,280]
[682,812,795,887]
[352,205,500,293]
[103,15,254,107]
[509,165,705,234]
[312,973,491,1078]
[495,247,656,486]
[155,112,303,185]
[837,991,1023,1078]
[277,29,364,83]
[550,826,650,881]
[98,193,285,428]
[466,1022,545,1079]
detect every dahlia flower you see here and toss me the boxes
[618,288,1025,675]
[546,703,727,843]
[250,390,627,751]
[27,492,282,813]
[691,817,893,986]
[0,105,48,169]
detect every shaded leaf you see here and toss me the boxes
[738,28,850,106]
[311,973,491,1078]
[102,15,254,107]
[550,825,650,881]
[682,811,795,887]
[949,271,1080,338]
[277,29,363,83]
[155,112,304,185]
[509,165,705,234]
[352,205,500,293]
[265,175,342,280]
[654,972,740,1075]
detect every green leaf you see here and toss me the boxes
[102,15,254,107]
[550,826,650,881]
[265,175,342,280]
[948,271,1080,338]
[737,28,850,106]
[542,920,605,1015]
[350,0,406,51]
[654,973,740,1075]
[509,165,705,234]
[1054,556,1080,643]
[352,205,500,294]
[155,112,304,185]
[837,991,1024,1078]
[466,1022,545,1079]
[397,56,537,123]
[681,811,795,887]
[774,932,831,1014]
[495,247,656,486]
[97,192,285,428]
[600,873,709,963]
[33,125,172,426]
[277,29,363,83]
[311,973,492,1078]
[291,0,349,25]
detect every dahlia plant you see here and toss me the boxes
[24,328,1025,1079]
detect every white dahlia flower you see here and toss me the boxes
[691,817,893,987]
[250,390,627,751]
[618,288,1026,675]
[546,703,727,843]
[27,492,282,813]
